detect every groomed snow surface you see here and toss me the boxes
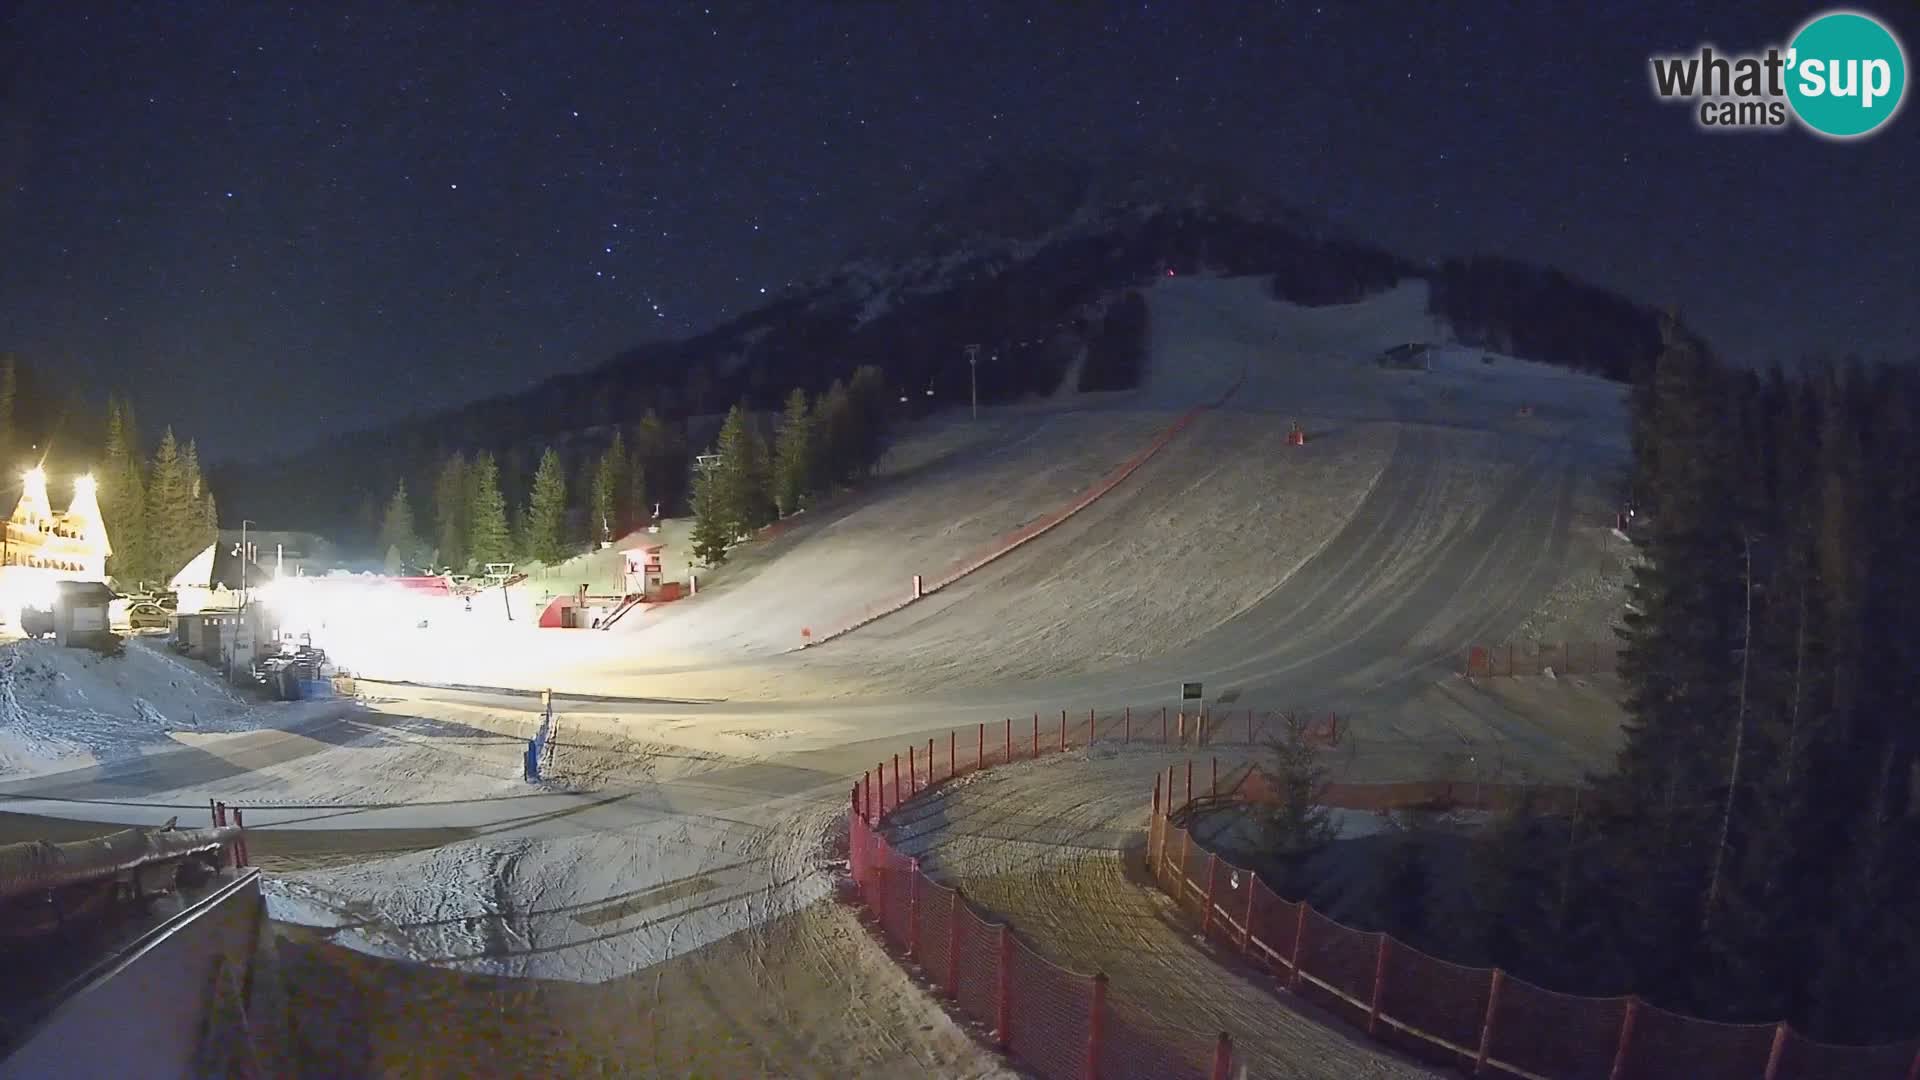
[0,275,1636,1075]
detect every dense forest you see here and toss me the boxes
[368,366,896,575]
[1329,320,1920,1046]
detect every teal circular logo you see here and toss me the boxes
[1786,11,1907,138]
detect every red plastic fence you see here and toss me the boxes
[1149,780,1920,1080]
[811,359,1249,649]
[1465,640,1621,677]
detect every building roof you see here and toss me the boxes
[168,543,272,592]
[54,580,117,603]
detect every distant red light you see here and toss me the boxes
[1166,268,1175,276]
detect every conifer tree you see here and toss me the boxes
[772,388,815,516]
[816,379,855,486]
[591,431,628,545]
[0,355,15,465]
[523,447,569,564]
[466,452,512,567]
[100,398,143,582]
[378,479,421,572]
[713,404,773,536]
[433,452,470,572]
[144,428,194,582]
[688,459,731,566]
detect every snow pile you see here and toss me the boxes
[0,638,309,779]
[267,791,844,984]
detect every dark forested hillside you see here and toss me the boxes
[1458,316,1920,1044]
[214,160,1671,546]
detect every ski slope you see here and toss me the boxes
[0,274,1635,1074]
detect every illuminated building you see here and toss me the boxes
[0,469,111,622]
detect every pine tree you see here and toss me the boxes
[466,452,512,567]
[688,459,731,566]
[772,388,816,515]
[1256,712,1339,895]
[144,428,194,583]
[100,398,140,583]
[816,379,855,487]
[846,365,893,476]
[714,404,773,537]
[433,452,470,572]
[378,480,421,573]
[523,447,569,564]
[183,440,218,557]
[633,410,685,515]
[591,431,628,545]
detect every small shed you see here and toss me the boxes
[53,581,117,648]
[620,545,665,598]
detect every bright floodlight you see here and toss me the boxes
[74,474,95,496]
[23,467,45,486]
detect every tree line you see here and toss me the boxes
[1431,320,1920,1045]
[370,366,894,575]
[96,398,221,588]
[689,366,891,566]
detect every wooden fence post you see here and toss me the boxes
[1061,708,1067,752]
[1086,972,1108,1080]
[1762,1023,1789,1080]
[1032,713,1039,758]
[1006,719,1012,764]
[977,723,984,772]
[1185,760,1193,805]
[1368,935,1391,1036]
[1211,756,1218,796]
[1608,997,1640,1080]
[1475,968,1505,1076]
[928,738,935,785]
[948,733,954,780]
[876,762,885,814]
[1124,706,1131,743]
[893,754,901,809]
[909,745,917,797]
[1201,855,1219,936]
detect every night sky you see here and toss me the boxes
[3,2,1915,460]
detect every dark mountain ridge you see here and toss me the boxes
[215,154,1666,537]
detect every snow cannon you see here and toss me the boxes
[1287,421,1307,447]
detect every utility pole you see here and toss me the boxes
[964,344,980,420]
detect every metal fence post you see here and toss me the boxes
[908,858,921,960]
[1201,855,1219,936]
[877,762,886,814]
[928,737,935,785]
[1032,712,1039,758]
[1124,706,1131,743]
[1086,972,1108,1080]
[1288,902,1309,990]
[851,783,859,822]
[909,745,917,797]
[208,797,218,828]
[233,808,248,868]
[1186,760,1193,805]
[1161,705,1168,743]
[949,731,956,780]
[1211,756,1218,796]
[1475,968,1506,1076]
[1243,875,1258,951]
[1006,719,1012,764]
[1368,935,1391,1035]
[1210,1032,1233,1080]
[977,723,984,772]
[1061,708,1067,752]
[1608,997,1640,1080]
[996,924,1013,1051]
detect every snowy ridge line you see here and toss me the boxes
[1151,773,1920,1080]
[806,361,1250,650]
